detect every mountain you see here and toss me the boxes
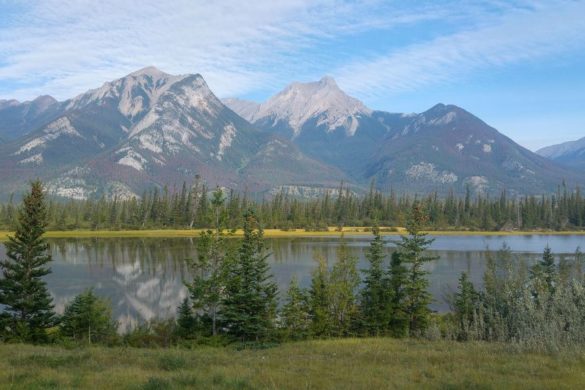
[226,78,585,196]
[0,67,346,199]
[221,98,259,122]
[1,69,583,199]
[238,76,372,138]
[365,104,584,195]
[0,95,63,141]
[537,136,585,169]
[224,77,389,178]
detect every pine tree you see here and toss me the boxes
[397,203,438,336]
[280,276,311,340]
[60,289,116,344]
[0,181,56,343]
[222,210,278,341]
[360,226,390,335]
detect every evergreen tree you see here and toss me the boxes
[387,251,408,337]
[309,254,332,337]
[185,188,230,337]
[0,181,56,343]
[531,245,557,291]
[280,276,311,340]
[360,226,390,335]
[176,297,197,338]
[453,272,480,341]
[60,289,116,344]
[329,237,360,337]
[397,203,438,336]
[222,210,278,341]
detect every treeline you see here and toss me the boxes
[1,181,585,231]
[1,183,585,352]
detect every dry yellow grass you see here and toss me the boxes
[0,338,584,389]
[0,227,582,241]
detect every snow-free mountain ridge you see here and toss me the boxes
[537,136,585,169]
[225,78,585,196]
[0,67,583,199]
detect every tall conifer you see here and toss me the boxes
[222,210,277,341]
[0,181,56,342]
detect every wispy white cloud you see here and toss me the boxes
[334,0,585,101]
[0,0,583,103]
[0,0,458,100]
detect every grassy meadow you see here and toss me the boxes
[1,338,584,389]
[0,227,583,241]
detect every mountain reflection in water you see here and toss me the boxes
[1,235,582,332]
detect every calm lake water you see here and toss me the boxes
[2,234,583,331]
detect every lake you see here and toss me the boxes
[2,234,583,331]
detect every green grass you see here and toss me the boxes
[1,338,584,389]
[0,227,583,241]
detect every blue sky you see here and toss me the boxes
[0,0,584,150]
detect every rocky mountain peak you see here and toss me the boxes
[128,66,169,78]
[250,76,372,136]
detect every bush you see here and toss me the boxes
[124,319,178,348]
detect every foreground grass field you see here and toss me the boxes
[0,227,584,241]
[1,339,584,389]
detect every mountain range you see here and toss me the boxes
[537,137,585,169]
[0,67,582,200]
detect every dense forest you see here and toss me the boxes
[1,181,584,231]
[2,182,585,354]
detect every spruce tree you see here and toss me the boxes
[329,238,360,336]
[453,272,479,341]
[60,289,116,344]
[533,245,556,291]
[280,276,311,340]
[222,210,278,341]
[397,203,437,336]
[176,297,197,338]
[360,227,390,335]
[0,181,56,343]
[530,245,557,304]
[309,254,332,337]
[186,188,230,337]
[387,251,408,337]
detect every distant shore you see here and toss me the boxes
[0,227,584,240]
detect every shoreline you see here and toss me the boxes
[0,227,585,240]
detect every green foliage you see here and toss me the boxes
[395,204,438,336]
[530,245,557,302]
[387,251,409,337]
[280,276,311,340]
[309,255,333,337]
[175,297,197,338]
[60,289,117,344]
[360,226,391,335]
[5,179,585,232]
[124,319,179,348]
[307,237,360,338]
[453,272,480,341]
[221,210,278,341]
[185,187,232,337]
[0,181,56,343]
[449,244,585,351]
[328,238,360,336]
